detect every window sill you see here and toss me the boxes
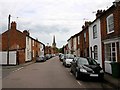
[107,31,114,34]
[105,61,116,64]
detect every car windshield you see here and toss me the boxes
[87,58,98,65]
[66,54,74,59]
[78,58,89,65]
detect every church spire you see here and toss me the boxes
[52,35,56,47]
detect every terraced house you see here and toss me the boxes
[100,0,120,74]
[1,21,45,65]
[65,0,120,74]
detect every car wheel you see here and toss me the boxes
[75,71,79,80]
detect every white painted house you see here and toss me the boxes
[25,36,32,62]
[89,19,102,67]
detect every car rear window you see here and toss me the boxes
[78,58,89,65]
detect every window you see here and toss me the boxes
[33,40,34,46]
[93,25,97,39]
[33,50,34,57]
[105,43,117,61]
[94,45,98,60]
[84,32,86,42]
[78,36,80,44]
[107,14,114,34]
[27,37,29,45]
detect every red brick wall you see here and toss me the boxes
[80,31,84,57]
[18,50,25,64]
[100,4,120,67]
[31,39,41,61]
[79,25,89,57]
[101,5,120,40]
[2,22,26,64]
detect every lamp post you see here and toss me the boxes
[7,14,11,65]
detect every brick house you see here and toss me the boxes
[79,21,91,57]
[31,38,45,61]
[63,44,69,54]
[67,21,90,57]
[67,36,74,54]
[100,1,120,74]
[1,21,44,65]
[45,46,52,55]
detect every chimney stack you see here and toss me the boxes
[82,21,91,29]
[11,21,16,30]
[113,0,120,6]
[96,10,105,18]
[23,30,30,36]
[85,21,91,27]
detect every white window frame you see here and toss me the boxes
[93,25,97,39]
[106,14,114,34]
[105,42,117,62]
[27,37,29,45]
[84,32,86,42]
[33,50,34,57]
[78,36,80,45]
[33,40,34,46]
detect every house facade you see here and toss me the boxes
[89,15,102,67]
[80,21,90,57]
[100,1,120,74]
[67,36,73,54]
[1,21,44,65]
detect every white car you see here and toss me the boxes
[63,54,74,67]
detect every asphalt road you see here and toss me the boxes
[2,56,113,88]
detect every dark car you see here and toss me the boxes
[70,57,104,80]
[36,56,46,62]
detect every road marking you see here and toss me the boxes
[12,67,24,72]
[77,80,81,86]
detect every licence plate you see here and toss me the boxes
[90,74,98,77]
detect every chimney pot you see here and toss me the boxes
[96,10,104,18]
[11,21,16,30]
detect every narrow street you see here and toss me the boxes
[2,56,113,88]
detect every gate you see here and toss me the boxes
[0,51,17,65]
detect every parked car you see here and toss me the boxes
[63,54,74,67]
[59,54,65,62]
[45,54,51,60]
[36,55,46,62]
[70,57,104,80]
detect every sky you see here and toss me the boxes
[0,0,115,48]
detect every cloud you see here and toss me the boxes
[1,0,115,48]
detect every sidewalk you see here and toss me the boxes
[2,61,35,69]
[104,73,120,89]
